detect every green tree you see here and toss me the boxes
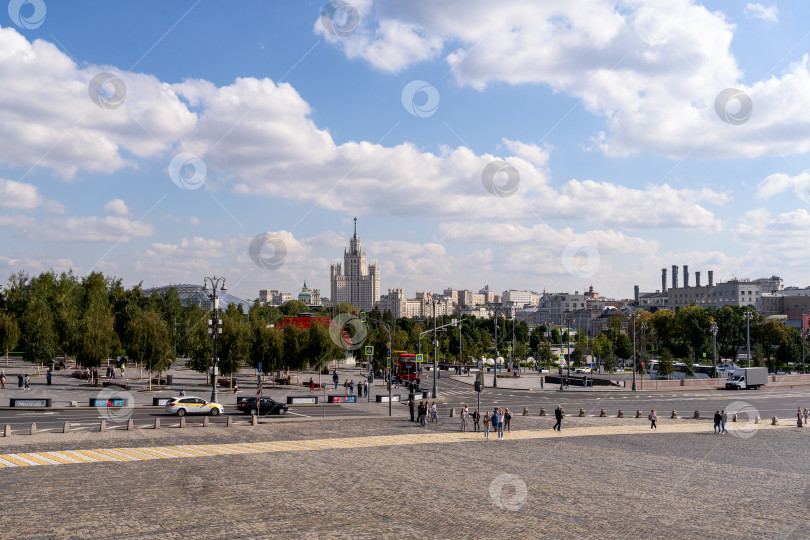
[75,301,117,383]
[676,306,714,362]
[281,325,303,372]
[217,308,251,381]
[19,298,57,366]
[125,309,171,389]
[305,322,342,375]
[657,348,674,379]
[615,333,632,362]
[592,333,612,371]
[0,311,20,366]
[280,300,308,316]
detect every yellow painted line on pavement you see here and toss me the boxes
[0,422,794,470]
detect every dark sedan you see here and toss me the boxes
[236,396,288,415]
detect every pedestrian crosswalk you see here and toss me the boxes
[0,421,794,469]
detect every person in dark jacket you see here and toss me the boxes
[553,405,563,431]
[408,397,415,422]
[713,411,722,433]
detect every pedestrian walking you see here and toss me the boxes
[17,373,23,389]
[110,366,116,380]
[804,408,809,426]
[583,376,587,388]
[419,401,428,427]
[461,404,469,432]
[0,370,5,389]
[649,409,657,429]
[540,376,544,390]
[46,370,52,385]
[120,364,125,377]
[309,377,314,392]
[431,402,438,422]
[497,408,505,439]
[349,380,355,396]
[472,408,480,432]
[409,397,415,422]
[483,411,491,440]
[721,410,728,433]
[344,379,349,393]
[233,380,239,394]
[713,411,722,433]
[553,405,563,431]
[798,407,804,427]
[332,370,339,389]
[179,388,186,397]
[504,408,512,432]
[24,374,30,390]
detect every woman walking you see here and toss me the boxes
[483,411,491,440]
[472,408,480,432]
[649,409,657,429]
[497,408,505,439]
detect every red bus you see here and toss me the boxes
[394,353,419,382]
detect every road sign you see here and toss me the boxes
[508,346,512,352]
[702,352,706,358]
[258,362,262,372]
[559,352,565,359]
[365,345,374,356]
[360,311,366,322]
[416,354,424,363]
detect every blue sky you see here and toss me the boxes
[1,0,809,302]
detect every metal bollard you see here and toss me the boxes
[539,407,546,416]
[250,415,258,426]
[772,416,778,426]
[599,409,606,417]
[693,410,700,419]
[3,425,10,437]
[450,408,455,418]
[579,408,585,417]
[179,417,186,428]
[99,419,106,432]
[63,421,70,434]
[635,410,642,418]
[127,418,134,431]
[732,413,738,422]
[203,416,209,427]
[154,418,160,430]
[617,409,624,418]
[226,415,233,427]
[755,415,761,424]
[30,423,36,436]
[671,411,677,419]
[523,407,529,416]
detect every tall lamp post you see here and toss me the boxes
[565,317,572,380]
[366,314,392,416]
[640,321,647,390]
[493,314,499,388]
[743,311,752,368]
[631,311,638,392]
[710,322,718,378]
[203,276,227,403]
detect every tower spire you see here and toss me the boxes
[353,217,357,239]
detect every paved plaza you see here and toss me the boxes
[0,415,808,539]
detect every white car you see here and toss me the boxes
[164,397,224,416]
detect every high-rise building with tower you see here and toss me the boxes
[330,218,380,312]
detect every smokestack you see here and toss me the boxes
[662,268,667,293]
[634,285,639,303]
[708,270,714,287]
[683,265,689,287]
[672,265,678,289]
[696,271,701,287]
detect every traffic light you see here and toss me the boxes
[474,373,483,393]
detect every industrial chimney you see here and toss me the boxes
[696,271,701,287]
[634,285,639,303]
[672,265,678,289]
[662,268,667,293]
[683,265,689,287]
[708,270,714,286]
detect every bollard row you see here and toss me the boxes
[0,416,245,436]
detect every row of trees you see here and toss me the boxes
[1,270,806,384]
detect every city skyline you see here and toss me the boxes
[2,2,810,301]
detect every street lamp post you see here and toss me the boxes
[566,317,572,380]
[203,276,227,403]
[711,322,718,378]
[631,311,637,392]
[432,300,438,398]
[640,321,647,390]
[493,314,499,388]
[744,311,752,368]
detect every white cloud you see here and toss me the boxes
[735,208,810,264]
[0,178,41,208]
[103,198,129,216]
[0,212,153,242]
[755,172,810,203]
[317,1,810,159]
[744,3,779,23]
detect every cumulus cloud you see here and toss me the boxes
[0,178,41,208]
[1,212,153,242]
[744,3,779,22]
[103,199,129,216]
[755,171,810,202]
[316,0,810,159]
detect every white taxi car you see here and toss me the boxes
[164,397,224,416]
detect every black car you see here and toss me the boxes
[236,396,288,415]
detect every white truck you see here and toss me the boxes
[725,367,768,390]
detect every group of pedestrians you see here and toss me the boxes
[10,373,31,390]
[483,407,507,440]
[713,410,728,434]
[410,400,438,425]
[341,378,368,397]
[798,407,809,426]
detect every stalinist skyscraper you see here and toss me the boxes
[330,218,380,312]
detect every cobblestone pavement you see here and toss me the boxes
[0,416,808,539]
